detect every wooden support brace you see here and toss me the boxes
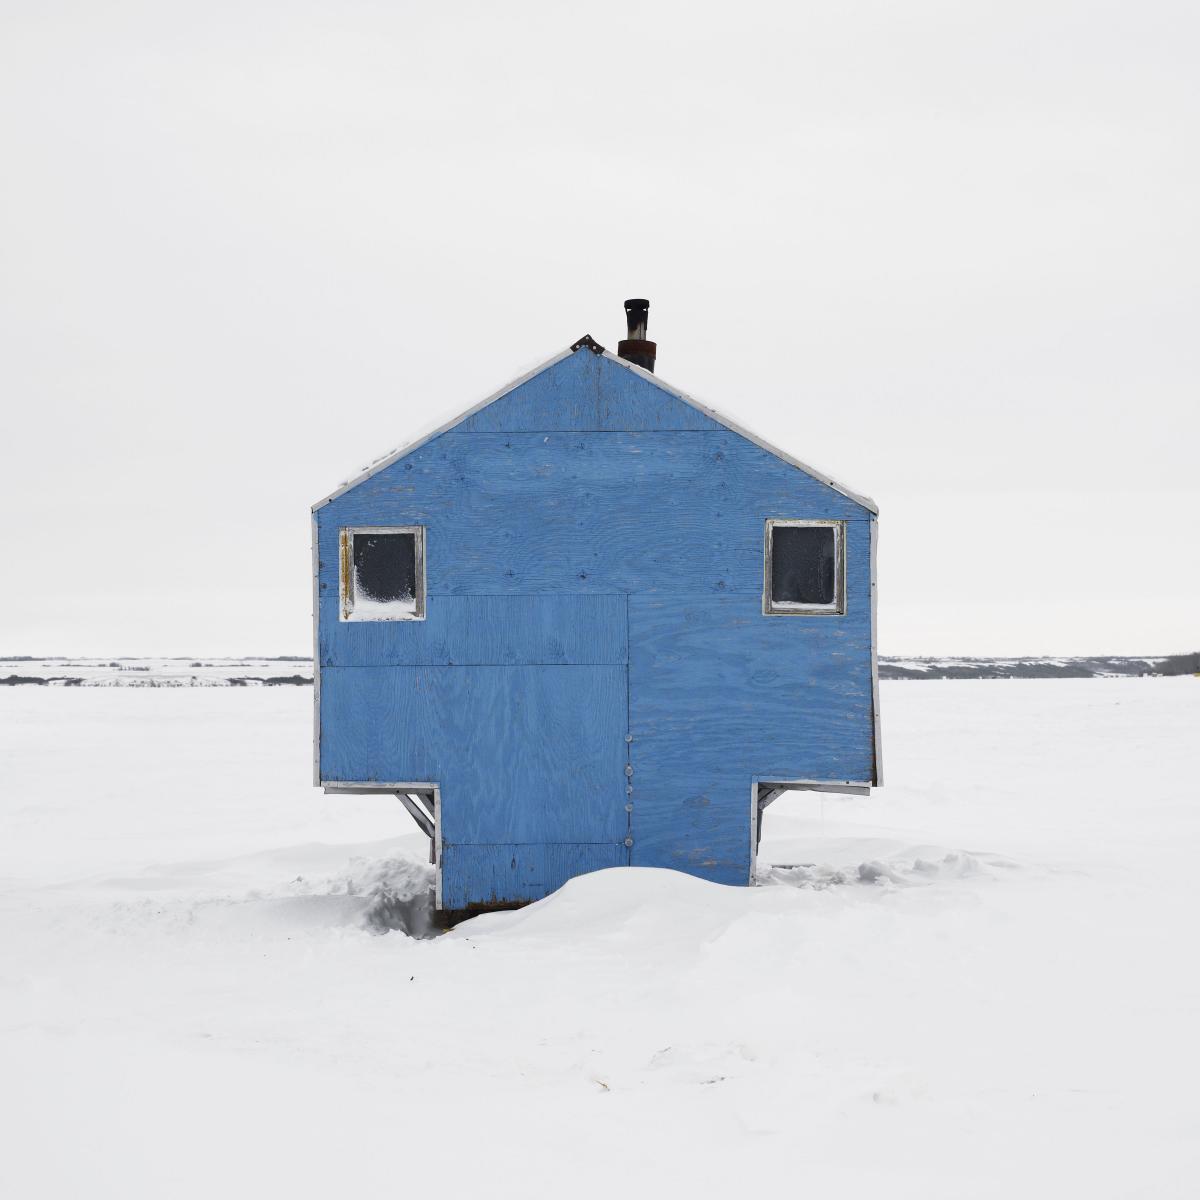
[396,791,434,839]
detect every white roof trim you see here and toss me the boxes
[312,345,878,514]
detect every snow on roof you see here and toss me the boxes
[312,345,878,514]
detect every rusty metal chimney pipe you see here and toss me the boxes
[617,298,656,373]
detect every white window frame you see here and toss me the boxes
[339,526,426,622]
[763,519,846,616]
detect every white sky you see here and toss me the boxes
[1,1,1196,657]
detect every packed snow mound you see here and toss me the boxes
[453,866,750,942]
[451,845,1018,944]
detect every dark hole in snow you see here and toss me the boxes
[353,533,415,604]
[361,885,440,938]
[771,525,835,606]
[355,866,441,938]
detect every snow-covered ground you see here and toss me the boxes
[0,657,313,687]
[1,680,1197,1198]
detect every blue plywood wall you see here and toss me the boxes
[316,348,876,907]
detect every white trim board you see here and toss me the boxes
[869,515,884,786]
[310,512,321,787]
[311,345,877,515]
[321,781,438,793]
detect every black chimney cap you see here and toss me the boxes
[618,298,655,372]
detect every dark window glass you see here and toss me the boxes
[353,532,416,604]
[771,525,836,606]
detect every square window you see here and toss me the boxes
[763,520,845,615]
[339,527,425,621]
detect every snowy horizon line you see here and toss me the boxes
[1,652,1197,687]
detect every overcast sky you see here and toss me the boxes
[2,1,1196,656]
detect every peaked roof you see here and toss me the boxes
[312,345,878,514]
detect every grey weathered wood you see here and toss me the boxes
[397,791,434,839]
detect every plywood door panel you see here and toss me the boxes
[320,664,628,846]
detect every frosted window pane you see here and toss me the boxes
[353,533,415,604]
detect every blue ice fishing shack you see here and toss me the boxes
[312,300,881,913]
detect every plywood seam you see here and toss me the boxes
[628,592,638,864]
[319,662,635,668]
[432,590,630,594]
[450,428,733,435]
[441,840,628,846]
[328,589,862,599]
